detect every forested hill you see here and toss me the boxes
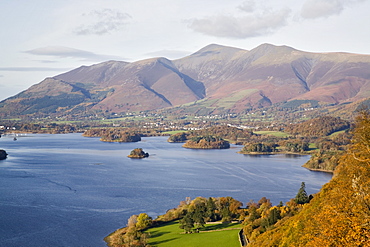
[248,111,370,246]
[284,116,351,137]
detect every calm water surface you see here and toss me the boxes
[0,133,332,247]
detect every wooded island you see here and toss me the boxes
[127,148,149,159]
[182,135,230,149]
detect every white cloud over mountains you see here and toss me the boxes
[0,67,70,72]
[300,0,367,19]
[24,46,125,62]
[187,0,368,39]
[73,8,131,36]
[188,2,291,39]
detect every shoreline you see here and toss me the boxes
[302,166,334,173]
[238,151,310,156]
[239,151,334,173]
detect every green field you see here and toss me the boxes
[145,221,241,247]
[161,130,187,135]
[308,143,317,150]
[254,130,291,137]
[329,129,348,137]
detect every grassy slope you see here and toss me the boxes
[161,130,187,135]
[145,221,241,247]
[328,129,347,137]
[254,130,291,137]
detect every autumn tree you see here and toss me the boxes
[136,213,152,230]
[114,214,151,247]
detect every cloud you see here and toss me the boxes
[36,60,59,64]
[238,0,256,13]
[301,0,366,19]
[301,0,343,18]
[0,67,71,72]
[188,8,291,39]
[74,9,131,35]
[24,46,126,61]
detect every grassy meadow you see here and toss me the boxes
[145,221,241,247]
[254,130,291,137]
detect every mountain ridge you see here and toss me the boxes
[1,43,370,117]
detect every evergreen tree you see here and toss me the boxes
[295,182,309,204]
[192,205,206,231]
[268,207,281,225]
[206,197,218,221]
[179,212,194,233]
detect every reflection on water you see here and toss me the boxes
[0,134,332,247]
[243,153,304,159]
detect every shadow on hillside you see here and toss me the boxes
[149,230,171,238]
[202,222,240,231]
[150,237,178,246]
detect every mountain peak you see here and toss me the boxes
[251,43,296,54]
[190,44,246,57]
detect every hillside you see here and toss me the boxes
[1,44,370,118]
[247,111,370,246]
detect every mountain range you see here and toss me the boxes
[1,43,370,117]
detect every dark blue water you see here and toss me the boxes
[0,133,331,246]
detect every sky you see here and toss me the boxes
[1,0,370,101]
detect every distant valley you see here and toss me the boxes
[1,43,370,119]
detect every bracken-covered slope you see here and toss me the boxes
[247,112,370,246]
[174,43,370,112]
[1,43,370,117]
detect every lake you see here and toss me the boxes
[0,133,332,247]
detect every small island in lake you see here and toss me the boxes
[182,135,230,149]
[128,148,149,158]
[0,150,8,160]
[83,128,141,143]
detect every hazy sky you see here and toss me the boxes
[1,0,370,101]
